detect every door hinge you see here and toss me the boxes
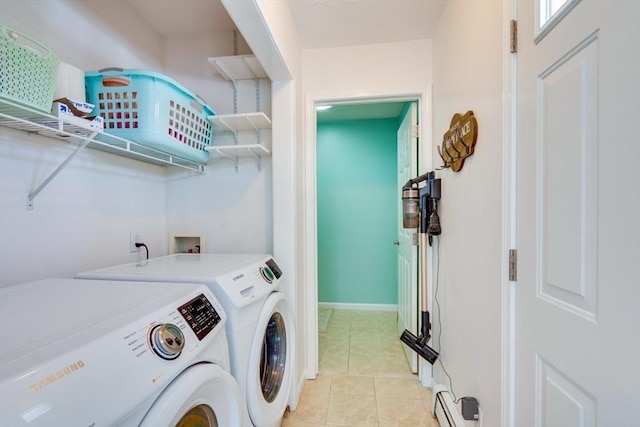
[412,233,419,246]
[510,20,518,53]
[412,124,419,138]
[509,249,517,281]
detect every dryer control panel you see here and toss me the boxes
[214,257,283,308]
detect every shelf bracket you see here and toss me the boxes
[27,132,98,210]
[255,78,261,111]
[211,148,240,172]
[214,117,240,142]
[246,147,263,171]
[232,79,239,114]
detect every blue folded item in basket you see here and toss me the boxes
[85,68,215,164]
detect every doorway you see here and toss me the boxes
[316,102,405,307]
[304,88,434,382]
[316,100,411,375]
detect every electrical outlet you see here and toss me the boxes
[130,231,141,253]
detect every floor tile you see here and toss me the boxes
[349,338,382,354]
[330,375,375,396]
[286,308,439,427]
[322,337,350,353]
[324,325,351,339]
[319,353,349,373]
[283,392,330,424]
[281,421,327,427]
[376,397,436,426]
[326,393,378,426]
[303,374,332,396]
[374,377,423,400]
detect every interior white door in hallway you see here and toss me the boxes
[397,102,418,373]
[515,0,640,425]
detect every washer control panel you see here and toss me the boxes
[145,293,222,360]
[178,293,222,340]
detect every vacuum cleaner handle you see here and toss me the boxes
[420,232,429,313]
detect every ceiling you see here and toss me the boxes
[287,0,447,49]
[123,0,446,49]
[122,0,439,121]
[316,102,406,122]
[123,0,238,37]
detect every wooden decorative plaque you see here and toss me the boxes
[437,111,478,172]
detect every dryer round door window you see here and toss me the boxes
[139,363,244,427]
[260,312,286,402]
[175,404,217,427]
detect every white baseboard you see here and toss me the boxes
[318,302,398,311]
[432,384,466,427]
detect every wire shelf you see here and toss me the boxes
[0,98,207,173]
[0,98,205,209]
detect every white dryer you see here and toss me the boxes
[77,254,295,427]
[0,278,247,427]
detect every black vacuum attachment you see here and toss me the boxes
[400,171,441,365]
[400,311,439,364]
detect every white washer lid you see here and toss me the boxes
[76,253,271,282]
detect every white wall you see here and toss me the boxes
[303,39,433,96]
[0,0,163,71]
[431,1,504,425]
[0,0,166,287]
[162,33,274,255]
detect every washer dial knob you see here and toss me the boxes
[149,324,185,360]
[260,266,275,283]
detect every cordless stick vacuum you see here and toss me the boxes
[400,171,441,365]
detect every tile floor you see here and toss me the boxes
[281,308,439,427]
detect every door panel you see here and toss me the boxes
[397,102,418,373]
[538,33,598,319]
[516,0,640,425]
[537,356,596,427]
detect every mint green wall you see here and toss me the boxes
[317,118,398,305]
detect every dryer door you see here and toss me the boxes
[140,363,247,427]
[246,292,295,427]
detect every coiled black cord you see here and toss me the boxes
[135,242,149,260]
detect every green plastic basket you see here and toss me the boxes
[0,26,58,112]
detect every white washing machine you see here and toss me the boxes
[76,254,295,427]
[0,278,247,427]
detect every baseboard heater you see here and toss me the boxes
[432,384,465,427]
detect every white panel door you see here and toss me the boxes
[397,102,418,373]
[516,0,640,425]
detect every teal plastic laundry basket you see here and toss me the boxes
[0,26,58,112]
[85,68,215,164]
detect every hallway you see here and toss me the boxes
[281,308,439,426]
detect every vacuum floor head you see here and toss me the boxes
[400,329,439,365]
